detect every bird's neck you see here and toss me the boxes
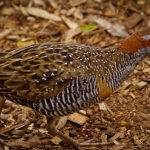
[107,50,146,91]
[118,32,150,56]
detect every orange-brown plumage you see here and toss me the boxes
[119,28,150,53]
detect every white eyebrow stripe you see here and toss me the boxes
[142,35,150,40]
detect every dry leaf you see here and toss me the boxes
[101,133,108,143]
[135,81,147,89]
[50,130,69,145]
[125,13,143,29]
[1,7,15,15]
[104,8,115,17]
[0,121,29,134]
[89,15,128,37]
[141,121,150,129]
[62,16,78,29]
[69,0,87,6]
[26,7,61,21]
[8,139,31,148]
[68,112,88,125]
[64,28,81,42]
[74,9,83,19]
[50,136,62,145]
[33,0,46,7]
[110,132,124,142]
[99,102,108,111]
[48,0,58,9]
[99,102,114,116]
[0,29,12,39]
[17,39,36,47]
[56,116,68,129]
[143,68,150,73]
[133,135,142,145]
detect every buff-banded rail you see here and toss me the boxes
[0,27,150,149]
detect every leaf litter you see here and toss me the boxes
[0,0,150,150]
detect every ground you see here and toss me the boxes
[0,0,150,150]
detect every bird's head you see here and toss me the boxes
[118,27,150,55]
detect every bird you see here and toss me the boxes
[0,27,150,149]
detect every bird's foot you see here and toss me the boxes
[47,117,107,150]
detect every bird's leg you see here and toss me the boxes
[47,117,80,149]
[47,117,101,149]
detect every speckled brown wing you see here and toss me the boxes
[0,43,87,101]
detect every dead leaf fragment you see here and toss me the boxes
[104,9,115,17]
[50,130,69,145]
[101,133,108,144]
[74,9,83,19]
[99,102,108,111]
[26,7,62,21]
[64,28,81,42]
[0,1,4,7]
[138,112,150,120]
[113,140,120,145]
[0,29,12,39]
[50,136,62,145]
[8,139,30,148]
[133,135,142,145]
[56,116,68,130]
[17,39,36,47]
[125,13,143,29]
[1,7,15,15]
[120,120,129,126]
[33,0,46,7]
[99,102,114,116]
[110,131,125,142]
[48,0,59,9]
[143,68,150,73]
[0,121,29,134]
[68,112,88,125]
[141,121,150,129]
[90,15,128,37]
[135,81,147,89]
[137,0,145,5]
[62,16,78,29]
[69,0,87,6]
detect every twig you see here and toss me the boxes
[0,120,30,134]
[0,138,18,149]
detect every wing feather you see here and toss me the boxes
[0,43,86,101]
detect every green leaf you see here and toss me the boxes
[80,24,97,32]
